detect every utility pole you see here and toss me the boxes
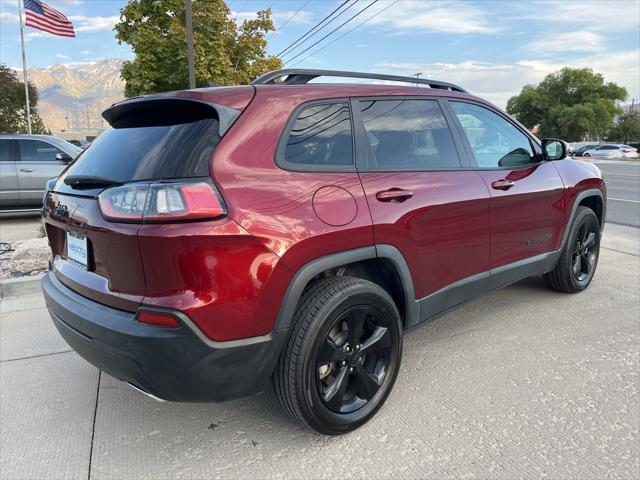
[414,72,422,87]
[185,0,196,89]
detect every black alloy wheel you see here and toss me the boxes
[316,305,392,414]
[571,221,598,283]
[544,206,600,293]
[274,276,402,435]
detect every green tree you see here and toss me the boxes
[506,68,627,141]
[114,0,282,96]
[0,64,48,134]
[607,110,640,144]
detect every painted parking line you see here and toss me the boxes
[608,197,640,203]
[604,172,640,177]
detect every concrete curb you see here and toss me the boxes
[0,274,44,300]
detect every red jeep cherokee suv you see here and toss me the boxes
[42,69,606,434]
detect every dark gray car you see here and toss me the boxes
[0,134,81,213]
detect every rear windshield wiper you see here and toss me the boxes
[63,175,123,189]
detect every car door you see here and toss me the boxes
[17,139,68,206]
[353,97,491,326]
[0,139,20,208]
[446,100,565,288]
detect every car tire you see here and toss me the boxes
[274,276,403,435]
[583,152,590,157]
[543,206,600,293]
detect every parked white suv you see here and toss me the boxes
[583,144,639,159]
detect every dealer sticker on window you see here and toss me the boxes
[66,231,88,269]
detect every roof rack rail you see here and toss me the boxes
[251,68,467,93]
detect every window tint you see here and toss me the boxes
[63,118,220,182]
[599,145,616,150]
[283,102,353,167]
[0,140,13,162]
[450,102,535,168]
[359,99,459,170]
[18,140,64,162]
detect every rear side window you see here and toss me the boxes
[18,140,64,162]
[63,118,220,182]
[282,102,353,168]
[450,101,535,168]
[359,99,460,170]
[0,140,13,162]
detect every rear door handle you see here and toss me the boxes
[375,188,413,202]
[491,179,514,191]
[19,168,34,173]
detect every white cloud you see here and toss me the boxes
[524,31,606,54]
[68,15,119,32]
[0,11,19,22]
[25,31,54,41]
[273,10,313,26]
[376,49,640,108]
[513,1,640,33]
[367,0,498,34]
[56,53,70,59]
[80,50,92,55]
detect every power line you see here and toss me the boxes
[288,0,399,67]
[276,0,354,58]
[284,0,380,66]
[267,0,312,40]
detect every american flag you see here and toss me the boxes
[24,0,75,38]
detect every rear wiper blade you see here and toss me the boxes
[64,175,123,189]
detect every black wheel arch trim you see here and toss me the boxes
[560,189,605,249]
[273,245,419,331]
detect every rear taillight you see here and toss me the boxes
[136,310,181,328]
[98,181,226,223]
[622,149,632,153]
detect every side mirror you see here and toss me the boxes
[542,138,567,161]
[56,152,73,163]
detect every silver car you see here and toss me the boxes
[583,144,639,159]
[0,134,82,213]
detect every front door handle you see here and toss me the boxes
[491,179,514,191]
[375,188,413,203]
[19,168,34,173]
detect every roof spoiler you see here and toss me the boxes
[102,97,240,137]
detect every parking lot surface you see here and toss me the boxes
[1,227,638,480]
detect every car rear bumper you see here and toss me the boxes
[42,271,287,402]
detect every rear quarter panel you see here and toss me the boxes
[211,87,375,272]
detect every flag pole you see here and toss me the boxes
[17,0,32,134]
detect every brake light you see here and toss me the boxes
[98,181,226,223]
[136,310,181,328]
[623,149,632,153]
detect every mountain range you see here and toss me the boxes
[27,58,125,132]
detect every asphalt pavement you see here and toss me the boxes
[589,158,640,227]
[1,225,638,480]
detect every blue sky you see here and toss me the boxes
[1,0,639,107]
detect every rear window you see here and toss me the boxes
[281,102,353,168]
[63,118,220,182]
